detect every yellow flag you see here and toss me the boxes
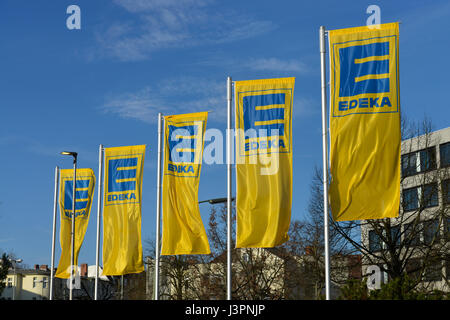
[56,168,96,279]
[235,77,295,248]
[161,112,210,255]
[102,145,146,275]
[329,23,400,221]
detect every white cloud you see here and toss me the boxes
[101,76,316,124]
[93,0,276,61]
[247,58,308,73]
[195,54,310,75]
[101,77,226,123]
[292,96,317,118]
[113,0,212,13]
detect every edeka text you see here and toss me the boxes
[338,96,392,111]
[168,163,195,174]
[245,139,286,152]
[107,193,136,201]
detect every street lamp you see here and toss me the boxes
[198,197,235,205]
[60,150,77,300]
[198,196,235,300]
[8,258,22,300]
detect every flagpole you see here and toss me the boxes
[95,144,104,300]
[320,25,331,300]
[154,112,163,300]
[226,76,233,300]
[70,154,77,300]
[50,166,59,300]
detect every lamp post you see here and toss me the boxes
[9,258,22,300]
[199,196,235,300]
[60,151,77,300]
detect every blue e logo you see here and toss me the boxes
[64,179,90,211]
[243,93,285,138]
[168,125,197,163]
[339,41,390,97]
[108,158,137,192]
[64,179,91,219]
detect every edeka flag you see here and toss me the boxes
[55,168,95,279]
[329,23,400,221]
[102,145,146,275]
[161,112,210,255]
[235,77,295,248]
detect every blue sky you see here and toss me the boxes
[0,0,449,267]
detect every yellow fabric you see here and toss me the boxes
[55,168,96,279]
[328,23,400,221]
[102,145,146,275]
[161,112,210,255]
[234,77,295,248]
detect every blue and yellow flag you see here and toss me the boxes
[102,145,146,275]
[161,112,210,255]
[235,77,295,248]
[329,23,400,221]
[56,168,96,279]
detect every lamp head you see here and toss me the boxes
[60,151,78,164]
[60,151,77,156]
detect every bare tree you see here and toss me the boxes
[298,167,361,299]
[143,203,313,300]
[144,237,209,300]
[0,253,12,296]
[205,203,312,300]
[330,117,450,298]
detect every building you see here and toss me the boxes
[2,264,51,300]
[1,263,117,300]
[361,126,450,292]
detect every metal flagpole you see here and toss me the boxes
[50,166,59,300]
[320,25,331,300]
[154,112,163,300]
[70,154,77,300]
[95,144,104,300]
[226,76,233,300]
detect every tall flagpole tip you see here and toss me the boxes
[320,26,326,53]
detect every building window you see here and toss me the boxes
[402,153,417,177]
[406,258,422,281]
[242,252,250,263]
[42,277,48,289]
[424,259,442,282]
[446,259,450,280]
[402,184,438,212]
[419,147,436,172]
[421,183,438,209]
[7,277,13,288]
[33,277,37,288]
[440,142,450,168]
[444,217,450,241]
[389,225,401,248]
[423,218,440,246]
[403,187,419,211]
[401,147,436,177]
[442,179,450,206]
[369,230,382,252]
[404,221,421,246]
